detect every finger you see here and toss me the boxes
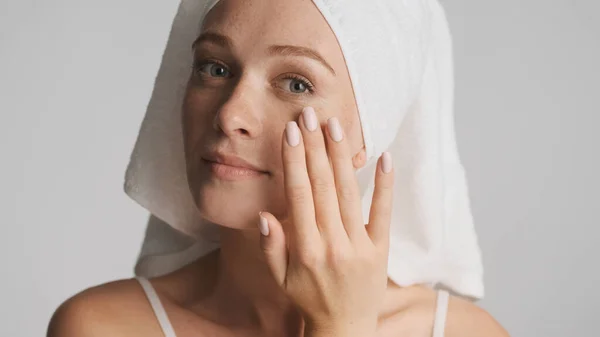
[282,121,321,247]
[367,152,394,247]
[324,117,365,240]
[258,212,288,286]
[298,107,347,242]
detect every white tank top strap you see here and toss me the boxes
[432,289,450,337]
[136,276,448,337]
[136,277,178,337]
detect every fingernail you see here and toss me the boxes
[286,121,300,147]
[258,212,270,236]
[327,117,343,142]
[381,152,392,173]
[302,107,318,131]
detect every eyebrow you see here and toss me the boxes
[192,31,231,49]
[267,45,336,76]
[192,32,336,76]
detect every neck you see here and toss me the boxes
[208,225,305,335]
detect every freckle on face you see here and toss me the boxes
[182,0,363,229]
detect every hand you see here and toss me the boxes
[258,106,394,336]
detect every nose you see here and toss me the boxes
[213,82,263,139]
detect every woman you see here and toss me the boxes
[49,0,509,336]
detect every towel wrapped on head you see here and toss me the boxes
[125,0,484,300]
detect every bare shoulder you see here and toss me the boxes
[47,278,162,337]
[444,294,510,337]
[382,286,510,337]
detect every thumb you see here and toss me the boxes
[258,212,288,287]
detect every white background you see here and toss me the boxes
[1,1,598,336]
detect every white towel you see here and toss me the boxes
[125,0,484,299]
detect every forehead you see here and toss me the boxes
[200,0,343,61]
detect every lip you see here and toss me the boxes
[202,152,268,180]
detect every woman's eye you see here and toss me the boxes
[281,77,314,94]
[196,62,230,77]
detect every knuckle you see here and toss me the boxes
[297,248,322,267]
[337,183,356,201]
[288,185,309,203]
[304,138,323,152]
[310,176,334,195]
[378,174,395,189]
[326,245,352,266]
[285,154,304,165]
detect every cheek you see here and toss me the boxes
[338,91,363,152]
[259,128,290,216]
[314,93,363,151]
[346,116,364,153]
[182,91,210,144]
[181,86,227,162]
[181,89,218,200]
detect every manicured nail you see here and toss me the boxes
[327,117,343,142]
[381,152,392,173]
[302,107,318,131]
[286,121,300,147]
[258,212,269,236]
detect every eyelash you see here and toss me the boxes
[192,59,230,77]
[191,60,315,95]
[282,74,315,94]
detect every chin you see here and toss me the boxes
[189,169,289,228]
[194,183,269,229]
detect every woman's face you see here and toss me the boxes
[183,0,365,229]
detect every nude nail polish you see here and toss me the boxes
[286,121,300,147]
[327,117,343,142]
[302,107,318,131]
[381,152,392,173]
[258,213,269,236]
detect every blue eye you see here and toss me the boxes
[289,79,307,93]
[281,76,314,94]
[195,61,230,77]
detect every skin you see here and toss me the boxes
[47,0,510,336]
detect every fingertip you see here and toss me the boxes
[285,121,301,147]
[368,154,395,245]
[258,211,276,224]
[257,211,288,286]
[258,212,270,236]
[327,117,344,143]
[258,211,284,238]
[381,151,392,174]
